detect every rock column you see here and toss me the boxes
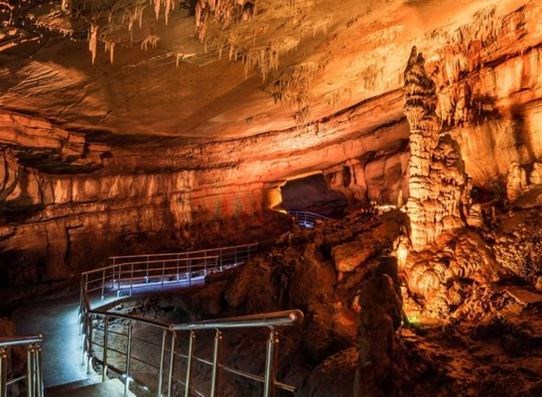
[404,47,471,251]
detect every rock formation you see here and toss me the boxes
[355,256,403,397]
[404,47,472,251]
[506,161,528,202]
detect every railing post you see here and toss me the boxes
[166,331,176,397]
[124,323,133,397]
[118,266,122,297]
[82,315,87,365]
[35,343,43,397]
[130,263,134,297]
[176,255,180,281]
[263,328,279,397]
[112,258,117,291]
[157,330,167,397]
[209,329,223,397]
[86,315,93,375]
[27,344,35,397]
[101,269,105,300]
[102,316,109,382]
[188,259,192,286]
[183,331,196,397]
[79,277,83,319]
[0,347,7,397]
[161,260,165,292]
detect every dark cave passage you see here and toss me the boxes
[280,174,347,218]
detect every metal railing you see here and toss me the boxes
[80,243,258,306]
[287,210,331,228]
[79,242,304,396]
[0,335,44,397]
[81,293,303,397]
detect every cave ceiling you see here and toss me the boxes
[0,0,538,145]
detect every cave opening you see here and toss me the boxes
[280,173,348,218]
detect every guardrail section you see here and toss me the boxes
[287,210,332,228]
[81,243,258,303]
[81,299,303,397]
[0,335,44,397]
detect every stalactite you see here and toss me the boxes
[154,0,161,21]
[88,24,99,65]
[104,40,115,64]
[141,33,160,50]
[61,0,70,12]
[165,0,173,25]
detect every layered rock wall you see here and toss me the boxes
[0,103,409,286]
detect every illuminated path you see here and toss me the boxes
[13,294,91,388]
[12,277,205,388]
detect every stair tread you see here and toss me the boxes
[46,379,132,397]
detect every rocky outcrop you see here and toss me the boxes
[355,256,403,397]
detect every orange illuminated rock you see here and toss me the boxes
[403,47,472,251]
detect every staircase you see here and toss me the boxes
[46,379,131,397]
[3,243,304,396]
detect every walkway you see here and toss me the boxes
[9,243,258,393]
[12,294,91,388]
[11,277,203,388]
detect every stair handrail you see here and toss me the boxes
[79,241,304,397]
[82,297,303,397]
[0,335,44,397]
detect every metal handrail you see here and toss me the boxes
[82,255,220,277]
[0,335,44,397]
[173,309,303,330]
[81,243,258,303]
[82,307,303,397]
[288,210,332,220]
[287,210,332,228]
[79,242,304,397]
[108,243,259,262]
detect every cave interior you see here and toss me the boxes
[0,0,542,396]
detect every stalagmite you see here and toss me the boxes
[404,47,471,251]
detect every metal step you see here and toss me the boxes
[46,379,132,397]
